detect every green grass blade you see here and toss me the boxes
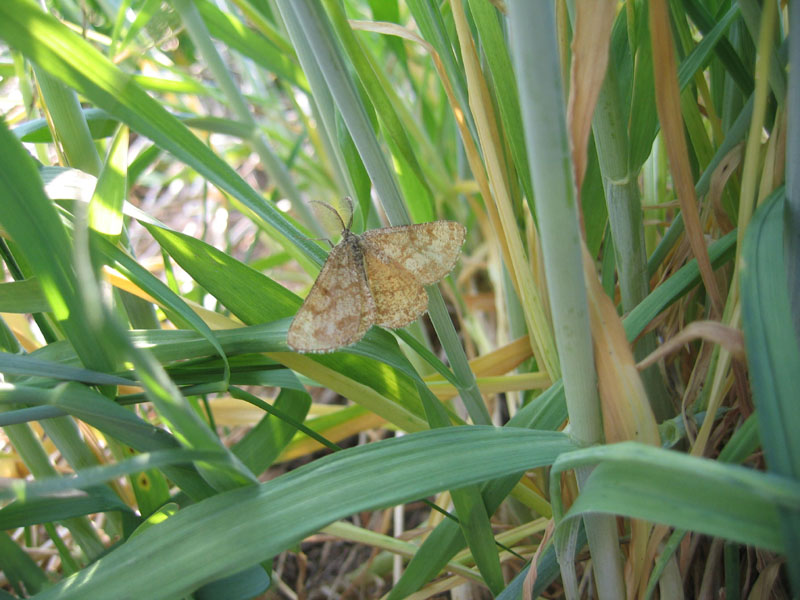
[0,279,50,313]
[450,484,504,594]
[323,0,432,204]
[788,0,800,339]
[143,223,300,323]
[1,448,233,502]
[625,229,737,341]
[0,531,48,595]
[0,352,130,386]
[281,0,408,224]
[230,387,312,475]
[92,232,231,379]
[551,442,800,552]
[0,382,217,499]
[195,0,306,90]
[116,0,161,55]
[89,125,128,241]
[193,566,271,600]
[0,118,112,372]
[466,0,532,204]
[646,95,752,276]
[629,3,745,172]
[740,191,800,477]
[0,0,324,267]
[681,1,752,95]
[33,65,102,175]
[15,108,258,143]
[740,190,800,589]
[0,490,130,529]
[34,427,575,600]
[406,0,477,141]
[388,380,567,598]
[14,107,117,142]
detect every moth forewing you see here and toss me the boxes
[361,243,428,328]
[286,237,376,353]
[360,221,466,285]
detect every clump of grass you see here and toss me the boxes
[0,1,797,599]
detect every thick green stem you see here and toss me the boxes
[592,60,673,421]
[785,2,800,340]
[507,1,625,597]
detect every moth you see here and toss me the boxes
[287,199,466,353]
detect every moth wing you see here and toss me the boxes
[360,221,466,285]
[287,240,375,352]
[361,240,428,329]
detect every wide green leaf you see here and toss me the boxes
[551,443,800,552]
[740,190,800,588]
[34,427,575,599]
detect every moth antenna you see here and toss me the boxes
[343,196,355,230]
[309,200,348,233]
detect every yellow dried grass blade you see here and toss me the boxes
[582,240,660,597]
[567,0,616,194]
[272,352,428,433]
[582,243,658,445]
[636,321,744,371]
[427,373,551,401]
[649,0,723,316]
[279,410,386,462]
[451,0,559,380]
[425,336,532,382]
[693,1,778,460]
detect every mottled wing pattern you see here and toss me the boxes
[287,238,375,352]
[360,221,466,285]
[360,241,428,328]
[288,219,466,352]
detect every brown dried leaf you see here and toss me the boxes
[650,0,723,316]
[636,320,745,371]
[567,0,617,194]
[582,243,659,446]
